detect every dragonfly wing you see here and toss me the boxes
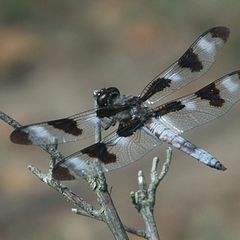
[153,71,240,133]
[10,109,101,145]
[52,127,161,180]
[140,26,230,105]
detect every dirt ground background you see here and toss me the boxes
[0,1,239,239]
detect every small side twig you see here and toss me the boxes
[73,208,146,238]
[28,165,99,217]
[148,149,172,204]
[131,148,173,240]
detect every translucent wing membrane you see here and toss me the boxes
[53,70,240,180]
[10,109,100,145]
[53,127,161,180]
[11,26,239,180]
[154,71,240,133]
[145,71,240,171]
[140,26,230,105]
[102,127,161,171]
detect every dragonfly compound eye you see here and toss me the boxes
[97,87,120,107]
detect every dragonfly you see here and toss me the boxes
[10,26,240,180]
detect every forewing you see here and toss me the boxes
[10,109,100,145]
[53,127,161,180]
[153,71,240,133]
[140,26,230,105]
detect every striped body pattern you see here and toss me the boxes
[146,119,225,170]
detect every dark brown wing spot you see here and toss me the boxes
[10,128,32,145]
[140,78,172,102]
[178,47,203,72]
[48,119,82,136]
[195,83,225,107]
[210,27,230,42]
[52,165,75,180]
[81,142,116,164]
[154,101,185,116]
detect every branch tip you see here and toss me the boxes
[151,157,160,173]
[138,170,147,191]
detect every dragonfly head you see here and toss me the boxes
[96,87,120,107]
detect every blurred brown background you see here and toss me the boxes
[0,1,239,239]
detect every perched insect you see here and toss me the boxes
[10,26,240,180]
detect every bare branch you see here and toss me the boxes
[131,148,173,240]
[148,148,172,203]
[1,109,172,239]
[28,164,99,217]
[1,106,131,239]
[28,163,144,238]
[0,111,21,128]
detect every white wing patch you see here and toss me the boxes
[222,75,240,93]
[182,100,197,110]
[28,126,52,141]
[197,37,217,56]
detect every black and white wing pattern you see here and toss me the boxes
[52,127,161,180]
[142,71,240,171]
[140,26,230,105]
[10,109,102,145]
[52,71,240,180]
[152,71,240,134]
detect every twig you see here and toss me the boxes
[148,149,172,204]
[28,163,145,238]
[28,165,99,217]
[1,109,172,239]
[0,110,145,239]
[131,148,173,240]
[0,111,21,128]
[73,208,146,238]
